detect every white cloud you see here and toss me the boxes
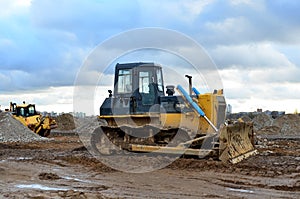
[73,85,112,115]
[137,0,213,25]
[178,0,214,22]
[220,68,300,113]
[0,86,74,113]
[227,98,299,114]
[0,0,30,17]
[211,43,294,68]
[13,0,31,7]
[229,0,261,9]
[206,16,248,33]
[204,16,257,45]
[230,0,251,5]
[247,66,300,83]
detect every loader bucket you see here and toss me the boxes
[218,122,257,164]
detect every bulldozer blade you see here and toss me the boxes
[218,122,257,164]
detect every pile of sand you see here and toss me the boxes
[0,112,46,142]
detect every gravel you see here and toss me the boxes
[252,113,273,131]
[0,112,47,143]
[253,113,300,136]
[273,114,300,135]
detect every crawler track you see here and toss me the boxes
[90,124,219,158]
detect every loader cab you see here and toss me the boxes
[18,104,37,117]
[10,102,37,117]
[101,62,165,115]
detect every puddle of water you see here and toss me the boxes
[1,157,33,163]
[7,157,33,161]
[15,184,69,191]
[62,176,92,183]
[226,188,254,194]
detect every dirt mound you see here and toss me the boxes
[273,114,300,135]
[38,172,61,180]
[256,126,281,135]
[0,112,46,143]
[252,113,300,136]
[252,113,273,131]
[241,115,252,122]
[55,113,75,130]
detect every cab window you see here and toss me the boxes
[139,71,150,94]
[28,106,35,116]
[156,69,163,92]
[117,69,132,93]
[20,108,25,116]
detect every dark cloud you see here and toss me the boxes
[0,0,299,98]
[0,0,141,92]
[192,0,300,46]
[30,0,139,42]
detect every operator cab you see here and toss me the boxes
[101,62,165,115]
[10,102,37,117]
[17,104,37,117]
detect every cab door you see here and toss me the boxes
[133,66,161,113]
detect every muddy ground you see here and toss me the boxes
[0,133,299,199]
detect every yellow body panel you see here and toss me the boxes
[159,113,181,128]
[160,112,200,137]
[13,115,40,127]
[161,91,225,134]
[99,114,160,127]
[198,94,215,133]
[100,91,225,136]
[197,91,225,133]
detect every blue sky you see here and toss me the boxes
[0,0,299,114]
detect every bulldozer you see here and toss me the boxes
[9,102,57,137]
[91,62,257,164]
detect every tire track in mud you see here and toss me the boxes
[217,176,300,192]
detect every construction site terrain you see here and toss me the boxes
[0,112,299,199]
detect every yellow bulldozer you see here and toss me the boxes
[9,102,57,137]
[91,62,257,164]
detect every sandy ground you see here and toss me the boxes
[0,134,299,199]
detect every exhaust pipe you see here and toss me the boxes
[185,75,192,95]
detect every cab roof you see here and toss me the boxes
[16,104,35,108]
[116,62,162,70]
